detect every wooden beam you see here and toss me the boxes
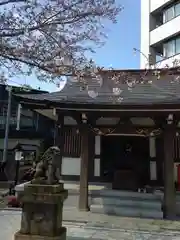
[163,122,176,219]
[79,124,89,211]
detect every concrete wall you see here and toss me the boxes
[141,0,180,68]
[150,15,180,45]
[150,0,172,13]
[140,0,150,69]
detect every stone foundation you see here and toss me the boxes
[14,183,68,240]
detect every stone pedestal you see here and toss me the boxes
[14,183,68,240]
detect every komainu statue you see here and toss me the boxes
[31,146,61,185]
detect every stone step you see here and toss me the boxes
[90,204,163,219]
[91,197,162,210]
[93,190,162,201]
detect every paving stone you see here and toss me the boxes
[1,209,180,240]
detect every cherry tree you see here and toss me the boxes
[0,0,122,83]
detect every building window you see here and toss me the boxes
[175,3,180,17]
[163,2,180,23]
[163,6,174,23]
[163,37,180,58]
[176,37,180,54]
[164,40,175,57]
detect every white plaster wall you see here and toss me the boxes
[61,157,81,175]
[150,0,172,13]
[61,137,100,176]
[150,15,180,46]
[61,156,100,177]
[94,158,100,177]
[140,0,150,69]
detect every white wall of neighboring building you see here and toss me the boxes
[150,0,172,12]
[141,0,180,69]
[150,15,180,45]
[140,0,150,68]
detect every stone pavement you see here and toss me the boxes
[1,208,180,240]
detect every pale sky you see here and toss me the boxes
[9,0,140,93]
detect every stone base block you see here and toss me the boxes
[14,227,66,240]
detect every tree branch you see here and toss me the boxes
[0,0,25,6]
[1,54,51,73]
[0,0,121,83]
[0,11,106,38]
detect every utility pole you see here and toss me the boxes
[2,86,12,163]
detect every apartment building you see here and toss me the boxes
[141,0,180,68]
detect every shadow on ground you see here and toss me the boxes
[68,238,99,240]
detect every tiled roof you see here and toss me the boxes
[14,73,180,106]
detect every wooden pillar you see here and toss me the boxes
[79,124,90,211]
[54,114,64,179]
[163,118,176,219]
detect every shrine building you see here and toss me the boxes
[14,69,180,219]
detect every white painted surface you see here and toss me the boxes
[150,161,157,180]
[15,182,30,192]
[150,15,180,46]
[61,157,81,175]
[149,137,156,158]
[141,0,180,68]
[94,158,100,177]
[140,0,150,68]
[150,0,172,13]
[95,136,101,155]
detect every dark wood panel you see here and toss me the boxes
[63,127,81,157]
